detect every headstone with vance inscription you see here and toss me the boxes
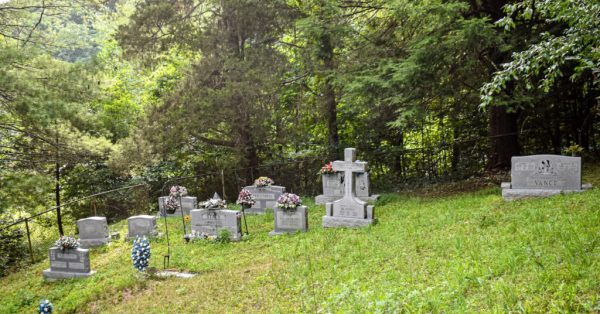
[501,154,592,200]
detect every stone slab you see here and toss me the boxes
[43,269,95,281]
[322,216,375,228]
[502,188,588,201]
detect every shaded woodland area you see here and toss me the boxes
[0,0,598,272]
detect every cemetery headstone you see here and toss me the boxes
[322,148,376,228]
[315,170,379,204]
[43,247,95,280]
[355,171,379,202]
[269,205,308,236]
[190,195,242,241]
[158,196,198,217]
[501,154,592,200]
[243,182,286,214]
[77,216,110,248]
[127,215,158,240]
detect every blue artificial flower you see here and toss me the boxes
[131,236,151,272]
[38,299,53,313]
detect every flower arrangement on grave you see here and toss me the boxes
[276,193,302,210]
[564,144,583,156]
[236,189,255,208]
[38,299,53,313]
[201,198,227,209]
[254,176,274,187]
[319,161,335,174]
[169,185,188,197]
[54,236,79,251]
[164,185,188,214]
[184,215,191,223]
[131,236,151,272]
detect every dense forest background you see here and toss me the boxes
[0,0,598,245]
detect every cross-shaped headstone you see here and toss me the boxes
[323,148,375,228]
[332,148,367,200]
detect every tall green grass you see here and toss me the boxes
[1,185,599,313]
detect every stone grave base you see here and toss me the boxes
[156,270,196,278]
[268,229,306,237]
[315,194,379,205]
[322,216,376,228]
[79,237,110,249]
[502,182,592,201]
[43,269,96,281]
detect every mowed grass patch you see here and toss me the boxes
[1,187,600,313]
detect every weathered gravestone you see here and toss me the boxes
[315,172,344,204]
[158,196,198,217]
[242,185,286,214]
[43,247,95,280]
[315,171,379,204]
[190,196,242,241]
[355,171,379,202]
[127,215,158,240]
[323,148,376,228]
[269,205,309,236]
[501,154,592,200]
[77,216,110,248]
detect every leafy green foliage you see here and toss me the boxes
[481,0,599,107]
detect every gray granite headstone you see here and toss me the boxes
[269,205,308,236]
[127,215,158,239]
[190,208,242,241]
[77,216,110,248]
[502,154,592,200]
[315,171,379,204]
[43,247,95,280]
[158,196,198,217]
[315,172,344,204]
[323,148,375,228]
[242,185,286,214]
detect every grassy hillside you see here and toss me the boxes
[1,171,600,313]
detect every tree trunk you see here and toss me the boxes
[487,106,519,170]
[238,118,258,183]
[320,32,339,161]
